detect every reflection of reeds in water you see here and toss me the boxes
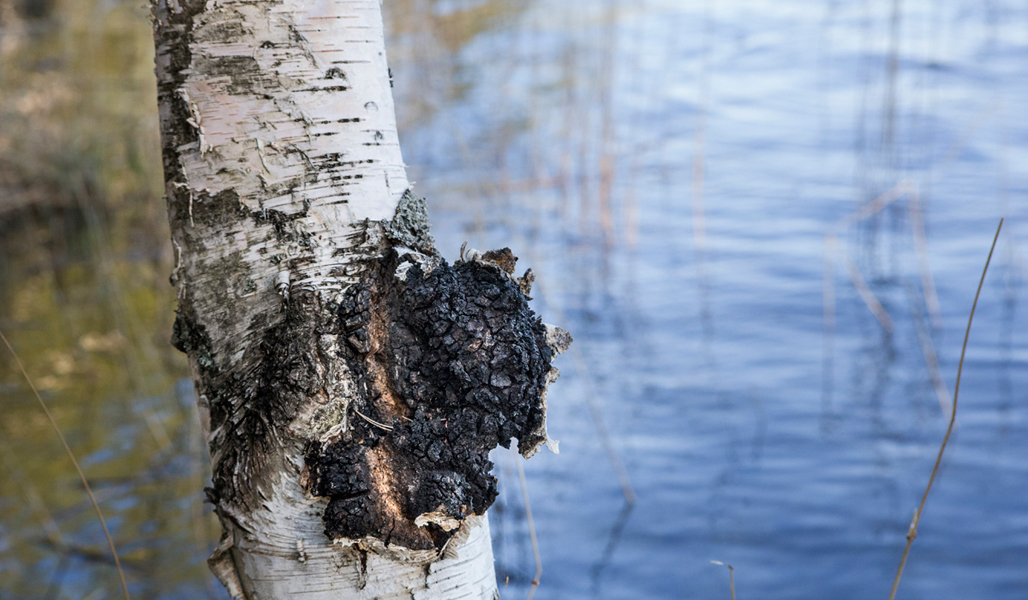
[596,0,619,246]
[405,2,1028,598]
[882,0,902,150]
[823,88,1008,422]
[693,0,715,361]
[823,181,952,419]
[821,4,1028,592]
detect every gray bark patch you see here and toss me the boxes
[305,250,554,550]
[194,53,280,96]
[188,189,247,229]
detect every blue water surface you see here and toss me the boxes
[389,1,1028,598]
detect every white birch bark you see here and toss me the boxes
[150,1,566,599]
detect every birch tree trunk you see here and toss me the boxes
[150,1,569,598]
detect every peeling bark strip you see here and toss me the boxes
[151,1,568,598]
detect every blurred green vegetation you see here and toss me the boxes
[0,0,204,594]
[0,0,523,596]
[0,0,163,218]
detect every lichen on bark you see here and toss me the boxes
[384,189,436,255]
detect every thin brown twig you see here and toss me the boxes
[353,408,393,431]
[887,218,1003,600]
[0,330,131,600]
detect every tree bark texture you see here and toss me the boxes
[150,1,568,599]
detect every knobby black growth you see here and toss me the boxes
[168,190,565,551]
[305,249,556,550]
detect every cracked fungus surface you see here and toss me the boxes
[305,250,556,550]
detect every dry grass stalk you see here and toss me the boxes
[710,561,736,600]
[353,408,394,432]
[887,218,1003,600]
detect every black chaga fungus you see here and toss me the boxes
[304,249,561,550]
